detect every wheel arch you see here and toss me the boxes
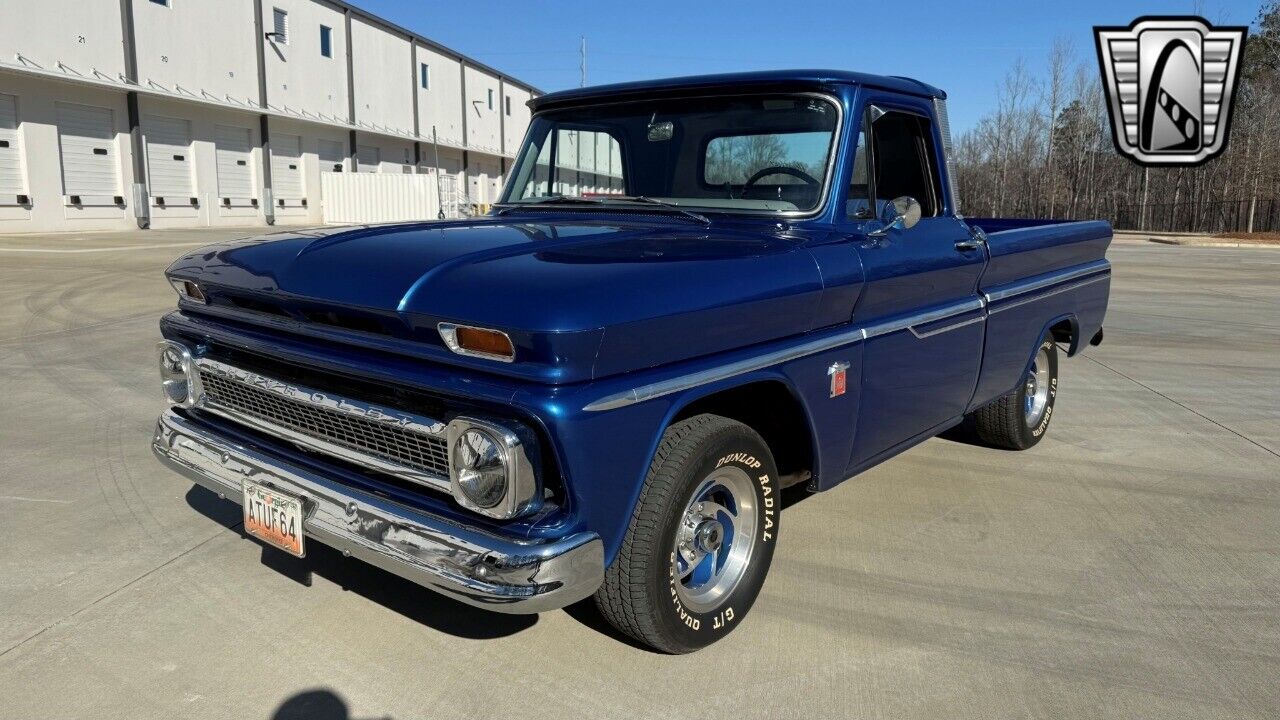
[666,375,819,488]
[1046,313,1081,356]
[999,313,1077,403]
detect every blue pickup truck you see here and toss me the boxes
[152,70,1110,653]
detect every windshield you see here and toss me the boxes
[501,94,840,215]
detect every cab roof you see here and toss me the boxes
[530,69,946,111]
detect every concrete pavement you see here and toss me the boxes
[0,230,1277,719]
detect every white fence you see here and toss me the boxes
[321,172,455,225]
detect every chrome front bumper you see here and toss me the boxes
[152,409,603,613]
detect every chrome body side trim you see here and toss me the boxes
[153,410,603,613]
[864,297,985,340]
[583,260,1110,412]
[987,273,1110,314]
[909,314,985,339]
[583,324,868,412]
[982,259,1111,304]
[192,357,454,494]
[583,297,986,412]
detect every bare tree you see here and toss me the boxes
[1042,38,1073,217]
[953,1,1280,233]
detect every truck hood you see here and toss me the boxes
[167,218,827,383]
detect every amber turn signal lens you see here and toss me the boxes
[169,277,208,303]
[182,281,206,302]
[455,326,514,359]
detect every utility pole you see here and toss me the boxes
[580,36,587,87]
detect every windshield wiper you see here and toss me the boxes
[609,196,711,225]
[493,195,608,215]
[494,194,710,225]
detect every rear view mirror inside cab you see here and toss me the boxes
[647,121,674,142]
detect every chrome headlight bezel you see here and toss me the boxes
[446,416,540,520]
[157,340,204,408]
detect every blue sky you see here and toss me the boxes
[351,0,1262,132]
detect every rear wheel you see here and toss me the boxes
[969,335,1059,450]
[594,414,779,654]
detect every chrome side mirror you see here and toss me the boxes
[868,196,922,237]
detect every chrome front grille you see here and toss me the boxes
[194,359,451,491]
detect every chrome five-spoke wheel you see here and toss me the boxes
[672,466,757,613]
[1023,345,1052,428]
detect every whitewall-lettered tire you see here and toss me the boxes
[969,334,1060,450]
[594,414,779,653]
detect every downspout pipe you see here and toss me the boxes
[253,0,275,225]
[119,0,150,229]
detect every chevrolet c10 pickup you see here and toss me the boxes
[152,70,1110,653]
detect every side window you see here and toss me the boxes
[867,110,941,217]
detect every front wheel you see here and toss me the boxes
[594,414,779,654]
[968,335,1060,450]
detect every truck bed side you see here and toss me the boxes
[966,219,1112,409]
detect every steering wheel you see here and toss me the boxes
[742,165,820,188]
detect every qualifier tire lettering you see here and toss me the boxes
[667,550,701,630]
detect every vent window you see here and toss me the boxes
[420,63,430,90]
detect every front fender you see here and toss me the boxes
[519,333,864,566]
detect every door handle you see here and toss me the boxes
[954,239,984,252]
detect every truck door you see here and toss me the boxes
[845,100,986,472]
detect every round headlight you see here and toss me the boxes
[161,347,184,374]
[159,343,191,405]
[453,428,508,509]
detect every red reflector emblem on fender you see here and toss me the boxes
[828,361,850,398]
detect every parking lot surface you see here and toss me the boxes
[1,228,1277,719]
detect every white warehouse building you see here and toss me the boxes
[0,0,538,233]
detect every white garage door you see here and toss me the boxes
[318,139,345,172]
[0,93,24,198]
[271,133,303,199]
[482,161,503,203]
[467,166,487,204]
[214,125,255,199]
[56,102,121,198]
[144,115,194,200]
[357,144,380,173]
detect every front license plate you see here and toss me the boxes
[242,480,305,557]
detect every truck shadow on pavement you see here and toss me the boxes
[272,688,390,720]
[185,482,820,651]
[184,486,536,640]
